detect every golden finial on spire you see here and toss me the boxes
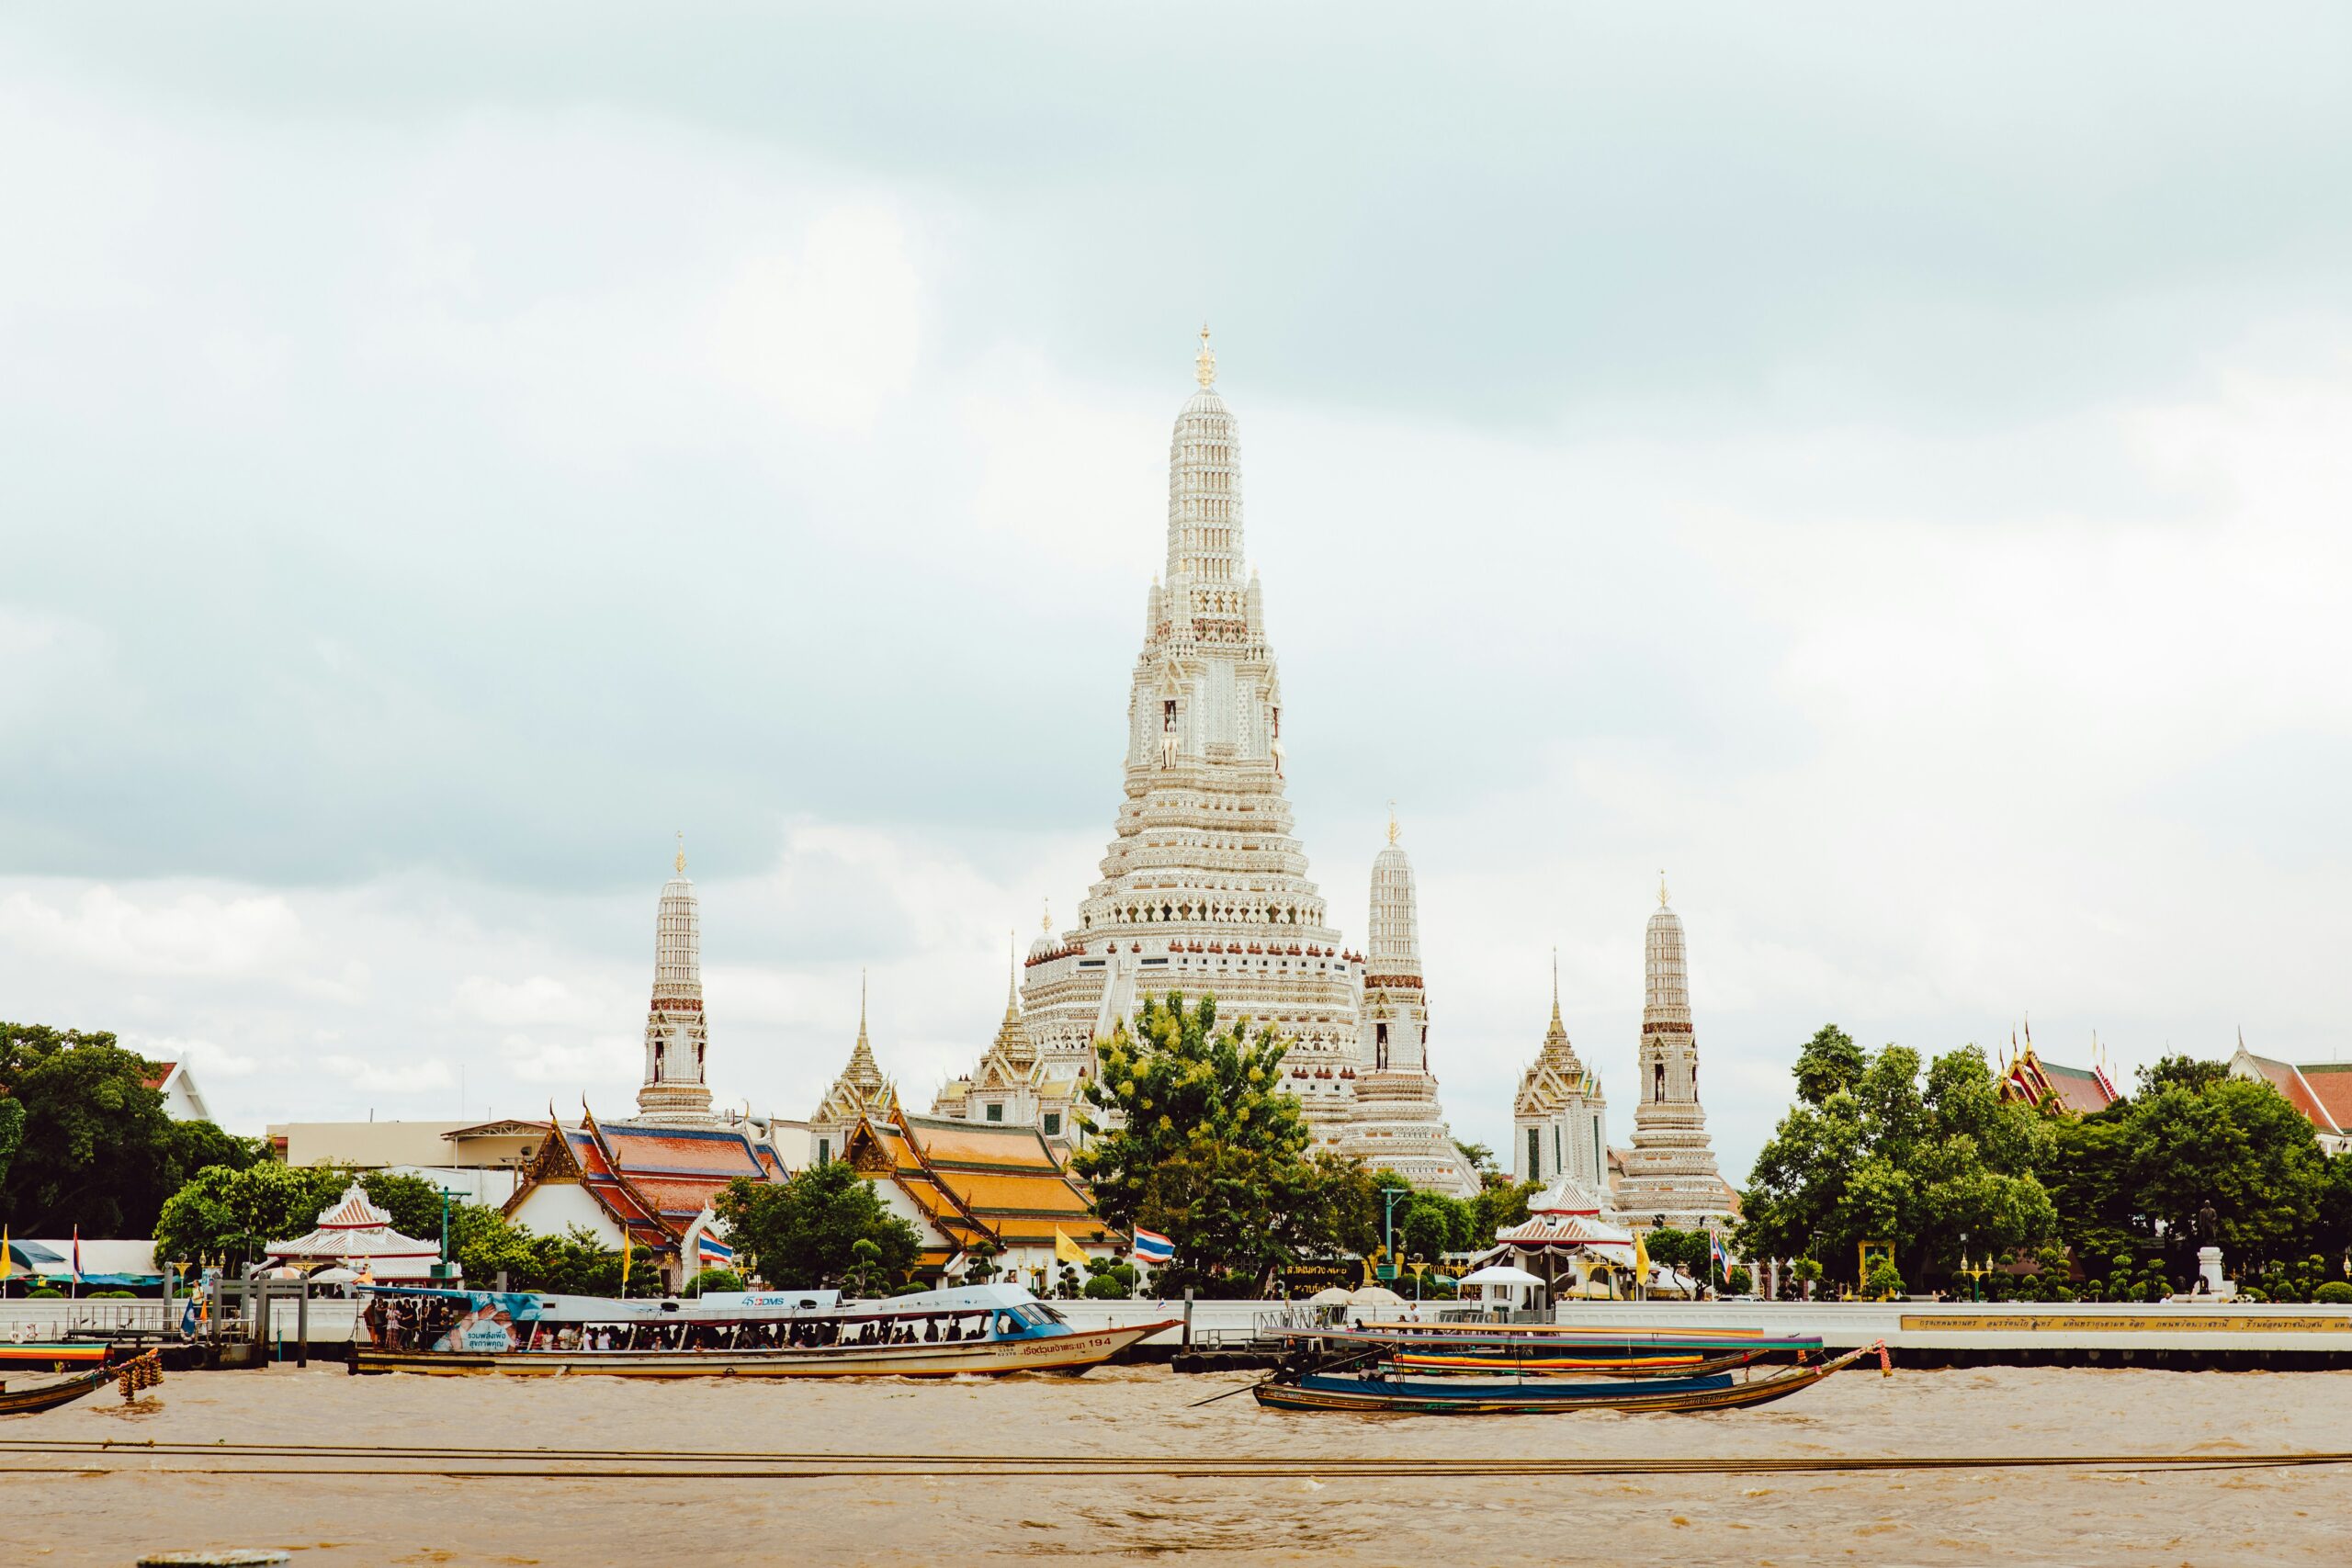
[675,829,686,876]
[1386,800,1399,846]
[1041,897,1053,935]
[1195,322,1216,389]
[1658,870,1669,908]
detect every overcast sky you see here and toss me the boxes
[5,5,2349,1183]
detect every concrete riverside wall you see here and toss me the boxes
[0,1297,362,1346]
[1053,1296,2352,1364]
[1544,1299,2352,1356]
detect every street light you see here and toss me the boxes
[437,1186,467,1281]
[1379,1188,1408,1283]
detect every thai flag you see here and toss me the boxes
[696,1235,735,1265]
[1131,1228,1175,1265]
[1708,1230,1726,1282]
[71,1226,83,1284]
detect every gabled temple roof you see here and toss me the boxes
[2233,1047,2346,1137]
[1998,1045,2120,1117]
[846,1106,1109,1261]
[504,1105,784,1253]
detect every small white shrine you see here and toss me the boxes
[264,1183,443,1280]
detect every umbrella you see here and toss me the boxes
[1306,1286,1353,1305]
[312,1267,360,1283]
[1349,1285,1408,1306]
[1457,1265,1544,1287]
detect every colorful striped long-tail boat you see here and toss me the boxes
[1274,1325,1826,1361]
[1390,1345,1779,1378]
[1251,1341,1883,1415]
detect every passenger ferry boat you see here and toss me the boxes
[353,1282,1176,1378]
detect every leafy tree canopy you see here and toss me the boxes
[1,1023,264,1235]
[1739,1034,2058,1284]
[1073,992,1371,1296]
[714,1160,922,1292]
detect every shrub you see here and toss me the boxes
[88,1289,136,1299]
[684,1268,742,1295]
[28,1288,63,1299]
[2313,1281,2352,1305]
[1862,1259,1905,1300]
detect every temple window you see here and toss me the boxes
[817,1137,831,1165]
[1526,1126,1541,1179]
[1655,1061,1666,1101]
[984,1103,1003,1122]
[1043,1111,1061,1136]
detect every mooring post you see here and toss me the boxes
[295,1280,309,1369]
[1182,1288,1194,1351]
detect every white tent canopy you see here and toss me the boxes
[1306,1286,1354,1304]
[1349,1285,1408,1306]
[1457,1265,1544,1287]
[263,1182,444,1280]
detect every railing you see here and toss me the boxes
[0,1300,175,1337]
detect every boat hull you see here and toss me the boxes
[0,1364,113,1416]
[1254,1362,1838,1415]
[354,1319,1179,1378]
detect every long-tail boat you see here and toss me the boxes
[1390,1345,1782,1378]
[353,1282,1176,1378]
[0,1362,118,1416]
[1272,1323,1826,1366]
[1252,1340,1885,1415]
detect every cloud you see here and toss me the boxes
[2,8,2348,1182]
[0,885,302,979]
[123,1032,261,1079]
[324,1054,456,1095]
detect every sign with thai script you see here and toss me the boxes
[1902,1313,2352,1334]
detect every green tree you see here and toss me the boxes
[687,1267,744,1295]
[153,1163,346,1270]
[1643,1226,1710,1279]
[842,1237,891,1298]
[2048,1066,2329,1287]
[1454,1141,1497,1176]
[1740,1035,2057,1287]
[714,1160,921,1291]
[1081,1257,1136,1300]
[357,1170,456,1244]
[1793,1024,1867,1107]
[1,1025,185,1234]
[1467,1173,1537,1245]
[0,1025,265,1236]
[0,1098,22,1199]
[1073,992,1363,1297]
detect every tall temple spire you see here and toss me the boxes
[1195,321,1216,388]
[1617,880,1735,1229]
[1010,329,1363,1156]
[1366,816,1421,979]
[1345,813,1477,1196]
[638,840,717,1123]
[1164,328,1248,603]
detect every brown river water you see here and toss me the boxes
[6,1360,2347,1565]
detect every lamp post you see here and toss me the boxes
[437,1186,466,1281]
[1379,1188,1407,1283]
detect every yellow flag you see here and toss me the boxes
[1633,1231,1651,1280]
[0,1227,11,1280]
[619,1236,632,1293]
[1053,1228,1088,1267]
